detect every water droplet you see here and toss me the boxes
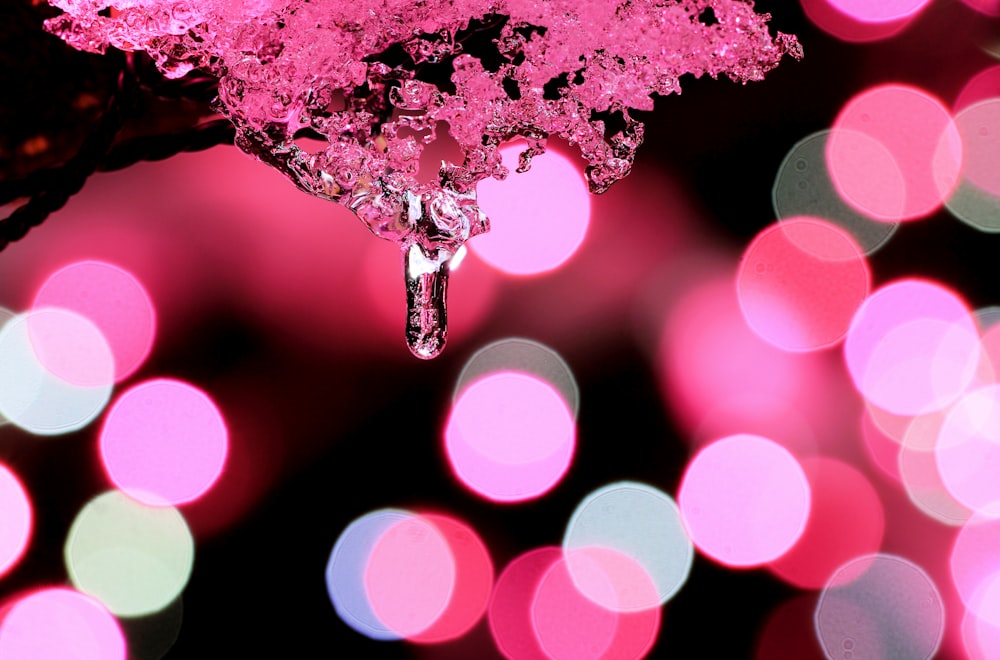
[404,243,451,360]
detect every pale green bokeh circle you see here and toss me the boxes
[65,490,195,617]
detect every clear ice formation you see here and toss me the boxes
[45,0,801,358]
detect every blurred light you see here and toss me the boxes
[957,100,1000,198]
[961,0,1000,17]
[768,457,884,589]
[827,84,962,222]
[691,396,818,457]
[865,400,914,444]
[844,279,981,415]
[0,309,113,435]
[408,513,493,644]
[860,408,903,482]
[326,510,489,644]
[472,142,591,276]
[963,592,1000,659]
[929,386,1000,518]
[951,516,1000,618]
[454,338,579,419]
[444,371,575,502]
[563,481,693,610]
[658,272,815,437]
[325,509,411,641]
[824,0,932,22]
[531,553,660,660]
[678,434,811,567]
[100,378,228,506]
[737,217,870,351]
[564,545,659,611]
[0,464,31,578]
[489,547,560,660]
[947,100,1000,232]
[956,65,1000,112]
[33,260,156,382]
[772,130,898,255]
[0,588,125,660]
[815,554,944,660]
[530,554,619,659]
[364,515,456,638]
[899,409,973,525]
[65,490,194,617]
[799,0,917,42]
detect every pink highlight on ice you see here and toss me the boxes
[0,464,31,579]
[408,513,494,644]
[678,434,811,568]
[444,371,575,502]
[737,217,870,352]
[0,588,125,660]
[827,84,962,222]
[364,515,456,638]
[33,260,156,382]
[844,279,981,416]
[767,457,884,590]
[473,142,590,276]
[100,378,229,506]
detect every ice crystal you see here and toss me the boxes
[45,0,801,358]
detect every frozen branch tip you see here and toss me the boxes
[45,0,801,358]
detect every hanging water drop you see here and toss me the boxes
[404,242,452,360]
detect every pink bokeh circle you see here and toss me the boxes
[444,371,575,502]
[0,588,125,660]
[844,279,981,416]
[827,84,962,222]
[409,513,494,644]
[767,457,884,589]
[678,434,811,567]
[33,260,156,382]
[0,464,31,579]
[737,217,870,351]
[364,515,456,638]
[936,385,1000,517]
[473,143,591,276]
[824,0,932,23]
[100,378,229,506]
